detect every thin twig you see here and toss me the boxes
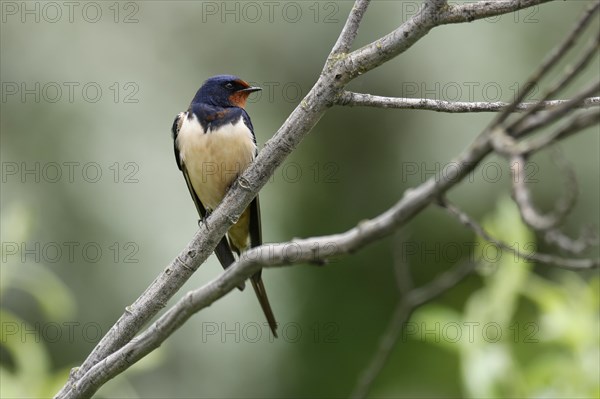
[329,0,371,55]
[510,157,555,229]
[350,258,476,399]
[512,81,600,137]
[350,302,412,399]
[545,227,599,255]
[438,199,599,270]
[517,109,600,156]
[509,28,600,132]
[491,0,600,126]
[509,148,597,258]
[337,92,600,113]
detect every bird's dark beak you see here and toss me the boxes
[239,86,262,93]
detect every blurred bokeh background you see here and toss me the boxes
[1,1,599,398]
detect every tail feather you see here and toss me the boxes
[214,235,245,291]
[251,275,278,337]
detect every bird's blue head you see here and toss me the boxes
[192,75,262,108]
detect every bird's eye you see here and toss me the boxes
[225,83,234,89]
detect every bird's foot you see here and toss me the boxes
[198,218,210,230]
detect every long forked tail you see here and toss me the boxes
[251,275,278,338]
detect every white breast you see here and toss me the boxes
[177,113,256,210]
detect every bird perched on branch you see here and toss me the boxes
[172,74,277,337]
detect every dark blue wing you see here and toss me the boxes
[171,113,184,171]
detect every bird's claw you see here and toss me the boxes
[198,218,210,230]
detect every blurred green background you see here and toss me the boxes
[1,1,599,398]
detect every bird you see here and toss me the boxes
[171,74,277,337]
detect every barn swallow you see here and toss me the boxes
[172,75,277,337]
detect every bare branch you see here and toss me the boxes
[350,302,412,399]
[437,0,556,24]
[337,92,600,113]
[517,109,600,156]
[344,0,555,81]
[510,155,573,231]
[545,227,599,255]
[351,257,476,399]
[509,25,600,131]
[512,81,600,137]
[492,0,599,125]
[329,0,372,55]
[508,150,596,258]
[351,241,414,399]
[407,260,477,307]
[438,199,599,270]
